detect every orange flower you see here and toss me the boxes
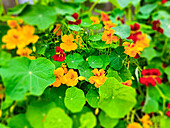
[140,114,153,128]
[123,42,140,57]
[122,80,132,86]
[65,69,79,86]
[53,24,62,36]
[101,12,109,22]
[16,47,35,60]
[51,67,67,87]
[127,122,143,128]
[103,20,116,30]
[60,34,77,52]
[75,35,83,47]
[89,69,107,88]
[101,29,119,44]
[90,16,100,25]
[135,34,149,51]
[7,20,18,28]
[78,76,86,81]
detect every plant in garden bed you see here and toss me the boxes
[0,0,170,128]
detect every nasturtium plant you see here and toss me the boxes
[109,47,126,70]
[0,57,55,100]
[66,53,84,69]
[112,25,131,39]
[68,25,81,31]
[99,77,136,118]
[44,108,73,128]
[88,56,103,68]
[64,87,86,113]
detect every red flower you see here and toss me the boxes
[139,69,162,87]
[117,16,125,24]
[166,111,170,117]
[68,13,81,25]
[52,46,66,62]
[162,0,167,4]
[167,103,170,109]
[152,20,164,34]
[127,23,142,43]
[162,63,167,68]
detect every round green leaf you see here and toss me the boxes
[106,68,122,82]
[89,24,102,30]
[66,15,75,21]
[88,56,103,68]
[99,111,119,128]
[0,124,10,128]
[44,108,73,128]
[112,25,131,39]
[164,66,170,81]
[8,114,32,128]
[109,47,126,70]
[81,19,92,27]
[119,66,132,82]
[66,53,84,69]
[64,87,86,113]
[160,18,170,38]
[99,54,110,70]
[86,89,100,108]
[139,3,157,14]
[78,61,93,81]
[20,5,57,29]
[89,35,101,41]
[0,57,55,100]
[160,116,170,128]
[141,47,157,61]
[68,25,81,31]
[80,112,96,128]
[99,77,136,118]
[26,101,56,128]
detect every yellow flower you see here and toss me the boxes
[75,35,83,47]
[122,80,132,86]
[51,67,67,87]
[123,42,140,57]
[101,29,119,44]
[16,47,35,60]
[60,34,77,52]
[89,69,107,88]
[90,16,100,25]
[127,122,143,128]
[53,24,62,36]
[65,69,79,86]
[103,20,116,30]
[7,20,18,28]
[140,114,153,128]
[78,76,86,81]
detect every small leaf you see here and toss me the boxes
[112,25,131,39]
[66,53,84,69]
[99,54,110,70]
[141,47,157,61]
[89,24,102,30]
[68,25,81,31]
[81,19,92,27]
[0,51,11,66]
[44,108,73,128]
[88,56,103,68]
[164,66,170,81]
[89,35,101,41]
[139,3,157,14]
[106,68,122,82]
[80,112,96,128]
[86,89,99,108]
[64,87,86,113]
[66,15,75,21]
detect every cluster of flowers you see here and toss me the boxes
[127,114,153,128]
[139,68,162,87]
[2,18,39,59]
[123,23,150,58]
[51,63,86,87]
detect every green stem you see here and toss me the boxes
[88,0,100,14]
[15,0,19,5]
[128,6,132,22]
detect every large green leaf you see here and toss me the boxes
[110,0,131,9]
[44,108,73,128]
[139,3,157,14]
[66,53,84,69]
[109,47,126,70]
[119,66,132,81]
[141,47,157,61]
[0,57,55,100]
[160,116,170,128]
[0,51,11,66]
[99,54,110,70]
[78,61,93,81]
[99,111,119,128]
[64,87,86,113]
[106,68,122,82]
[80,112,96,128]
[88,56,103,68]
[160,18,170,38]
[112,25,131,39]
[0,124,10,128]
[99,77,136,118]
[142,86,160,113]
[8,114,32,128]
[20,5,57,29]
[86,89,99,108]
[26,100,56,128]
[89,35,102,41]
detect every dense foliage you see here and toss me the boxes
[0,0,170,128]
